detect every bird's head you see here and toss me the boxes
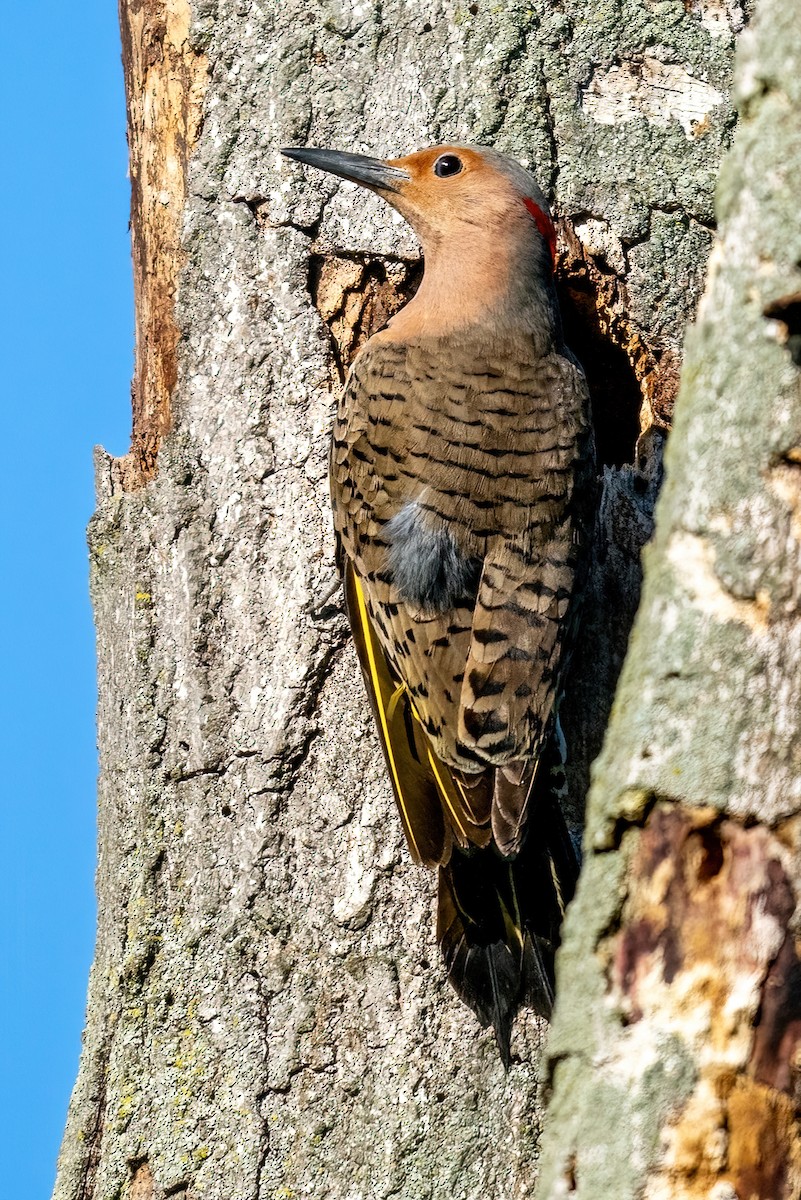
[281,143,560,340]
[281,143,556,270]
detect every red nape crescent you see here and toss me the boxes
[523,197,557,267]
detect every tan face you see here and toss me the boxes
[383,146,528,242]
[375,146,555,268]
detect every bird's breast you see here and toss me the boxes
[347,335,587,544]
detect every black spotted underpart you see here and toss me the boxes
[386,502,482,612]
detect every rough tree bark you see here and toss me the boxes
[539,2,801,1195]
[54,1,750,1197]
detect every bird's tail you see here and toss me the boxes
[436,778,578,1067]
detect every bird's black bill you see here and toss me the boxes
[281,147,410,193]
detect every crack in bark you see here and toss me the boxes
[247,972,273,1200]
[74,1033,113,1200]
[232,193,324,242]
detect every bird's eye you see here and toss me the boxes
[433,154,463,178]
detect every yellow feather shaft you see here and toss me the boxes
[426,747,472,843]
[498,886,525,952]
[351,572,424,862]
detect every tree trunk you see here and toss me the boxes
[538,1,801,1195]
[55,1,746,1197]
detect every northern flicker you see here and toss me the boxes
[282,143,596,1064]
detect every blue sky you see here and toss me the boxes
[0,3,131,1194]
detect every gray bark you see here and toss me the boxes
[55,1,744,1197]
[539,1,801,1195]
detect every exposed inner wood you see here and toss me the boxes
[118,0,208,489]
[308,252,423,386]
[611,805,801,1199]
[130,1162,155,1200]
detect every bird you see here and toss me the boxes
[281,142,596,1065]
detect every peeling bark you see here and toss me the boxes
[612,808,801,1197]
[55,0,750,1197]
[308,252,423,386]
[538,0,801,1194]
[118,0,207,485]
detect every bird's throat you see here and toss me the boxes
[385,229,557,348]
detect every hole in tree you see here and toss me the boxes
[309,252,423,383]
[556,272,642,469]
[764,291,801,367]
[695,825,725,883]
[311,239,648,473]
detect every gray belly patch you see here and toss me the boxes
[385,502,482,613]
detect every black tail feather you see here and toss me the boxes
[436,789,579,1066]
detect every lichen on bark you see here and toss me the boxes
[55,1,746,1197]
